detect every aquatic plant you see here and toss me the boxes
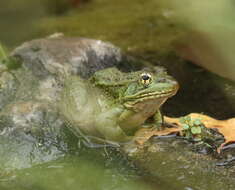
[0,43,21,72]
[0,44,7,61]
[179,116,204,141]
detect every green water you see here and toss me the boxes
[0,146,169,190]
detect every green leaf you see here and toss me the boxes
[193,119,202,126]
[191,127,202,134]
[182,124,189,130]
[0,44,7,60]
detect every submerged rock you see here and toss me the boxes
[123,136,235,190]
[0,101,67,170]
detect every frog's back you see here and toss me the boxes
[91,67,142,87]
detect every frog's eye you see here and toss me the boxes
[140,73,152,86]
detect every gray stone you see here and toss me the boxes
[123,136,235,190]
[11,36,127,79]
[0,101,67,170]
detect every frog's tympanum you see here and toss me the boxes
[60,67,179,145]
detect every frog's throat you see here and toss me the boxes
[122,89,177,110]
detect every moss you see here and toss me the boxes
[0,43,22,71]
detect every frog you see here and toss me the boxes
[59,66,179,145]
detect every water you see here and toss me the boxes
[0,147,164,190]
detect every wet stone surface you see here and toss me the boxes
[123,135,235,190]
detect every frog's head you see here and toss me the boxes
[121,67,179,111]
[92,67,179,112]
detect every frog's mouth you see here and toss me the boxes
[122,86,178,110]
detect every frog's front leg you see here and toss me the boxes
[146,110,164,131]
[154,110,164,128]
[138,110,163,131]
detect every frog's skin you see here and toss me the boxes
[59,67,179,144]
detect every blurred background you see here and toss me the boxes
[1,0,235,81]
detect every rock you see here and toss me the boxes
[216,143,235,166]
[0,69,18,110]
[123,136,235,190]
[0,36,135,170]
[0,101,68,170]
[11,36,133,79]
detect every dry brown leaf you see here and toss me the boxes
[134,127,181,145]
[165,113,235,153]
[134,113,235,153]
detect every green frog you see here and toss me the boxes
[59,66,179,145]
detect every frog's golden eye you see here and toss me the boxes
[140,73,152,86]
